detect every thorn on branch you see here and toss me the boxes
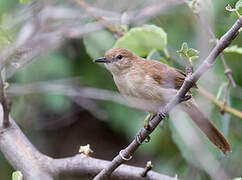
[141,161,153,177]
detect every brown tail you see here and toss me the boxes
[180,100,231,154]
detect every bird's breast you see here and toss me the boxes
[113,72,146,97]
[112,72,174,113]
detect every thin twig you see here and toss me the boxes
[0,70,11,128]
[93,16,242,180]
[186,0,236,87]
[197,86,242,119]
[6,81,242,119]
[220,81,230,114]
[140,161,153,177]
[197,13,236,87]
[75,0,124,38]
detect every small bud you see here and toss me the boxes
[4,82,9,89]
[141,161,153,177]
[12,171,23,180]
[226,4,232,11]
[79,144,93,156]
[146,161,153,168]
[225,4,237,12]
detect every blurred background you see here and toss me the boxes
[0,0,241,179]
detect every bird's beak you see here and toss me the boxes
[94,57,111,63]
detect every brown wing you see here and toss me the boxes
[143,59,195,90]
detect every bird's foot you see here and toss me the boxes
[180,94,192,102]
[144,135,151,143]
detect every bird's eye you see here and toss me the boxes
[117,54,123,59]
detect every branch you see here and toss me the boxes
[0,106,177,180]
[195,8,237,87]
[0,115,54,180]
[54,156,176,180]
[75,0,124,37]
[0,71,11,127]
[7,80,242,119]
[197,86,242,119]
[93,16,242,180]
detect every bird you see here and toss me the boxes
[94,47,231,154]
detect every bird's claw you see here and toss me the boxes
[144,124,151,131]
[180,94,192,102]
[145,135,151,143]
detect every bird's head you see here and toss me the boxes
[94,48,138,74]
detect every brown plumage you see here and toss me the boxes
[94,47,231,154]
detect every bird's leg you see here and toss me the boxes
[180,94,192,102]
[150,113,157,120]
[136,113,157,144]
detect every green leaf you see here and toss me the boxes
[177,42,188,58]
[190,56,199,61]
[232,178,242,180]
[83,30,115,59]
[0,13,2,24]
[19,0,31,3]
[12,171,23,180]
[160,57,169,65]
[177,43,199,63]
[147,49,161,61]
[181,42,188,52]
[187,48,199,57]
[224,45,242,54]
[235,0,242,10]
[114,25,167,57]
